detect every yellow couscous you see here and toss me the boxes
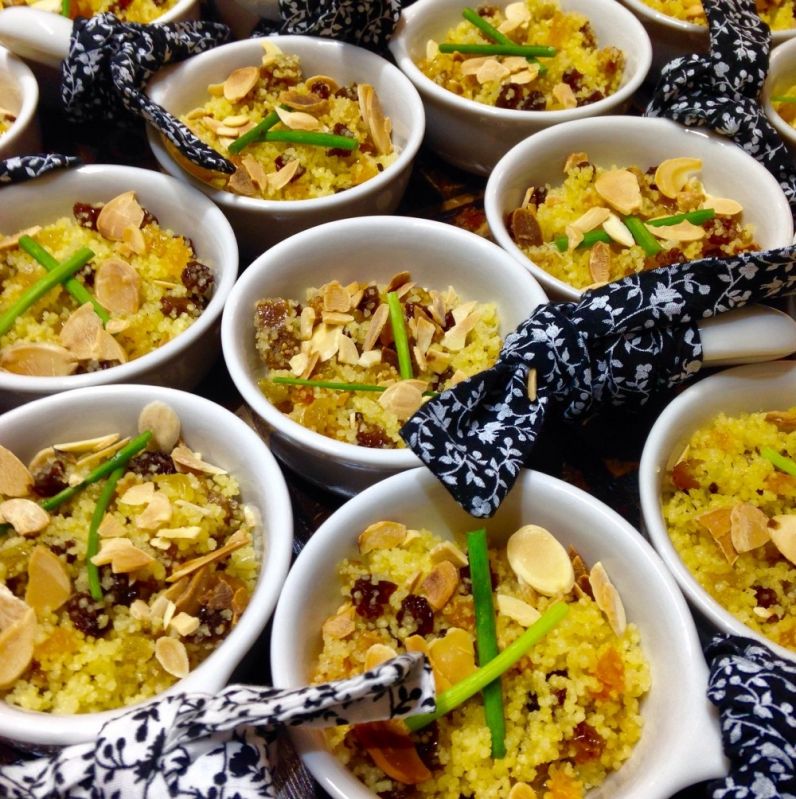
[0,0,178,23]
[255,274,502,448]
[177,41,398,200]
[0,191,214,377]
[0,401,258,714]
[641,0,795,31]
[314,523,650,799]
[661,407,796,653]
[509,153,758,290]
[417,0,625,111]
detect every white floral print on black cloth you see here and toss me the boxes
[705,636,796,798]
[0,154,80,185]
[0,653,434,799]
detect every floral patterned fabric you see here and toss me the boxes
[0,154,81,185]
[0,653,434,799]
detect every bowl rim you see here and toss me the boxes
[387,0,652,125]
[0,383,295,745]
[270,466,718,799]
[762,37,796,147]
[0,44,39,153]
[484,115,796,301]
[638,360,796,663]
[221,214,548,469]
[146,35,426,213]
[0,163,239,395]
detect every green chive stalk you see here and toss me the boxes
[0,246,94,338]
[646,208,716,227]
[269,375,439,397]
[61,0,70,15]
[467,528,506,758]
[761,446,796,477]
[86,466,125,600]
[438,42,556,58]
[227,109,280,154]
[460,8,546,73]
[554,229,612,252]
[772,95,796,103]
[404,602,569,731]
[387,291,414,380]
[624,216,662,256]
[264,130,358,150]
[18,236,109,324]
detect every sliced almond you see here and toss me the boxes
[764,410,796,432]
[703,196,743,216]
[359,520,408,553]
[25,545,71,615]
[91,537,155,573]
[648,219,705,242]
[729,502,770,552]
[123,225,147,255]
[571,206,611,234]
[95,258,141,315]
[427,627,475,688]
[697,506,736,564]
[378,380,427,420]
[0,586,36,689]
[0,499,49,535]
[76,437,129,469]
[357,83,392,155]
[241,154,269,191]
[769,515,796,565]
[499,0,531,31]
[415,317,436,357]
[308,323,341,362]
[595,169,642,216]
[95,329,127,364]
[135,492,173,530]
[365,643,398,671]
[0,444,33,497]
[589,241,612,284]
[496,593,541,627]
[430,541,468,568]
[0,226,42,252]
[476,58,510,84]
[155,636,190,678]
[98,513,127,538]
[138,401,181,452]
[511,206,543,246]
[359,349,382,368]
[169,612,201,636]
[323,604,356,639]
[442,311,479,352]
[322,281,352,313]
[130,598,151,621]
[602,213,634,247]
[171,445,226,475]
[361,303,389,351]
[157,526,202,540]
[228,165,259,197]
[167,530,251,583]
[552,82,577,109]
[461,56,491,77]
[222,114,250,127]
[418,560,459,611]
[223,66,259,102]
[565,223,584,251]
[275,106,320,131]
[96,191,145,242]
[59,303,104,359]
[589,562,626,635]
[564,152,589,173]
[266,158,301,192]
[52,433,119,455]
[509,68,537,85]
[322,311,354,325]
[299,306,316,340]
[337,334,360,365]
[0,342,77,377]
[507,524,574,596]
[654,157,702,199]
[120,481,155,506]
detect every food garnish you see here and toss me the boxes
[761,445,796,476]
[438,43,556,58]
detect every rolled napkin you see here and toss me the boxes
[705,636,796,798]
[0,653,434,799]
[0,154,81,185]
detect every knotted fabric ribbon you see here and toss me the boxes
[705,636,796,798]
[0,154,80,185]
[0,653,434,799]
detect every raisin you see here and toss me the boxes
[198,605,231,640]
[181,261,215,298]
[66,592,111,638]
[414,721,440,771]
[709,482,719,494]
[358,285,380,313]
[75,263,95,287]
[577,90,604,107]
[334,85,358,101]
[161,296,198,318]
[49,540,77,564]
[356,424,391,449]
[477,4,499,14]
[380,346,399,370]
[496,84,524,110]
[141,209,159,227]
[309,80,331,99]
[530,186,548,206]
[31,459,68,497]
[525,692,540,712]
[105,572,142,607]
[274,155,306,180]
[754,585,778,608]
[351,576,397,619]
[647,247,686,271]
[459,564,498,591]
[521,90,547,111]
[397,594,434,636]
[570,721,605,763]
[562,68,583,91]
[128,451,176,476]
[580,21,596,47]
[73,202,101,230]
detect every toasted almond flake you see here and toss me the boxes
[222,114,250,127]
[419,561,459,611]
[357,83,393,155]
[1,342,78,377]
[0,226,42,252]
[162,599,177,629]
[448,369,468,386]
[170,612,200,637]
[238,154,268,191]
[564,152,589,172]
[595,169,642,215]
[589,241,612,284]
[477,59,511,84]
[53,433,120,455]
[359,520,407,553]
[91,537,155,573]
[206,82,225,96]
[95,258,141,315]
[321,311,354,325]
[602,213,634,247]
[96,192,145,242]
[25,545,71,615]
[151,538,171,550]
[753,606,775,619]
[521,187,536,209]
[322,280,352,313]
[359,350,382,368]
[461,56,491,77]
[95,328,128,364]
[552,82,577,109]
[426,39,439,59]
[508,69,534,85]
[654,157,702,199]
[430,541,468,568]
[76,437,129,469]
[299,306,316,340]
[98,513,127,539]
[769,515,796,565]
[442,311,480,352]
[571,207,611,234]
[158,526,202,540]
[414,317,436,357]
[526,367,537,402]
[120,481,155,506]
[362,303,389,351]
[499,0,531,31]
[337,334,360,365]
[323,604,356,639]
[274,105,320,131]
[496,593,541,627]
[648,219,705,242]
[27,447,55,477]
[501,56,528,73]
[202,116,223,133]
[150,594,170,622]
[130,599,150,621]
[589,562,626,635]
[266,158,301,192]
[565,223,584,251]
[451,301,477,326]
[508,783,538,799]
[122,225,147,255]
[364,643,398,671]
[507,524,574,596]
[308,323,341,362]
[703,196,743,216]
[138,401,181,453]
[289,352,309,377]
[730,502,770,552]
[174,499,211,518]
[413,345,427,372]
[395,281,416,300]
[0,445,33,498]
[155,636,190,678]
[228,166,259,197]
[224,66,259,102]
[171,445,226,476]
[0,499,48,535]
[167,530,251,583]
[0,586,35,690]
[135,492,173,531]
[278,88,329,116]
[378,380,427,420]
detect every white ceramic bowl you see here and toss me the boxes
[485,116,795,301]
[271,467,728,799]
[387,0,651,176]
[222,215,548,496]
[0,164,239,410]
[146,36,426,258]
[639,360,796,663]
[0,383,294,746]
[0,45,39,159]
[763,37,796,155]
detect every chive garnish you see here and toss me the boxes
[270,375,440,397]
[227,109,280,154]
[86,466,124,601]
[461,7,546,74]
[772,95,796,103]
[624,216,662,256]
[646,208,715,227]
[61,0,70,15]
[264,130,358,150]
[387,291,414,380]
[438,42,556,58]
[467,528,506,759]
[404,602,569,732]
[18,236,109,324]
[554,229,612,252]
[761,446,796,477]
[0,246,94,337]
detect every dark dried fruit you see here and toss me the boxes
[161,295,199,318]
[73,202,101,231]
[66,592,111,638]
[578,90,604,107]
[525,692,540,712]
[562,68,583,91]
[397,594,434,636]
[671,459,702,491]
[351,576,397,619]
[413,721,440,771]
[128,451,176,476]
[181,261,215,298]
[31,459,68,498]
[570,721,605,763]
[754,585,778,608]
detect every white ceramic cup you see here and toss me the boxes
[0,44,40,159]
[222,215,548,496]
[639,360,796,663]
[388,0,651,176]
[146,36,426,258]
[763,37,796,156]
[0,383,294,746]
[270,467,728,799]
[0,164,239,410]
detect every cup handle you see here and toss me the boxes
[0,8,71,69]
